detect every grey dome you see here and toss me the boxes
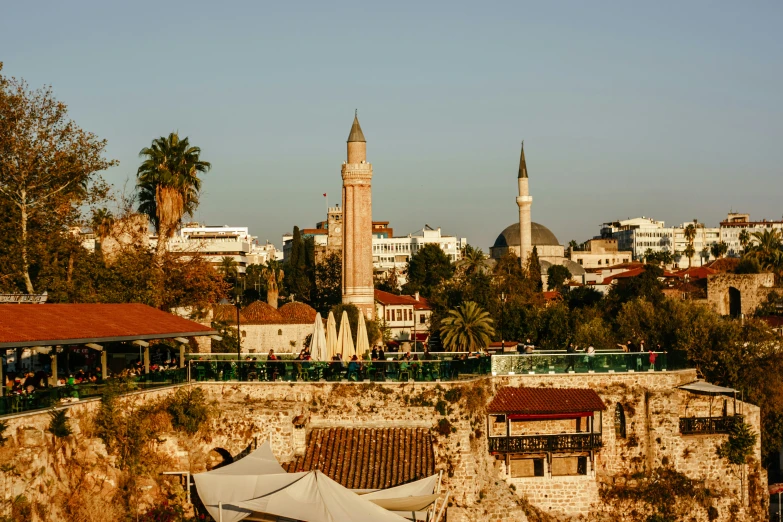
[540,259,585,277]
[493,222,560,249]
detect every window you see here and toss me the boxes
[277,329,283,336]
[509,457,545,478]
[396,309,402,321]
[420,314,426,324]
[386,309,391,322]
[615,404,626,439]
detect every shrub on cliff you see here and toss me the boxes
[47,408,72,438]
[166,388,211,435]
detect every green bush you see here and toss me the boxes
[717,421,756,465]
[167,388,210,435]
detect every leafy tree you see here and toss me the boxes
[738,229,751,254]
[0,63,116,292]
[91,207,115,244]
[546,264,572,291]
[564,286,603,309]
[330,303,381,347]
[717,421,757,465]
[136,132,211,258]
[684,224,697,268]
[750,228,781,257]
[218,256,238,284]
[710,241,728,260]
[568,239,580,251]
[684,244,696,268]
[535,303,570,350]
[402,243,454,298]
[440,301,495,351]
[458,245,488,276]
[606,264,664,313]
[735,257,761,274]
[284,227,312,303]
[525,246,543,292]
[312,251,342,315]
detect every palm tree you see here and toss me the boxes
[710,241,728,260]
[458,246,487,276]
[659,250,674,267]
[90,207,114,244]
[750,229,781,257]
[218,256,238,282]
[683,224,697,268]
[684,244,696,268]
[738,229,751,254]
[136,133,211,258]
[440,301,495,352]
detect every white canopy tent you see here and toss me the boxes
[194,442,439,522]
[310,313,327,361]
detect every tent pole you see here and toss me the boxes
[435,491,449,522]
[218,502,223,522]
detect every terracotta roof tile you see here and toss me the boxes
[240,301,284,325]
[487,387,606,415]
[0,303,213,348]
[674,266,718,280]
[374,290,431,310]
[278,302,317,324]
[283,427,435,489]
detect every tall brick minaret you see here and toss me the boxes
[341,112,375,319]
[516,141,533,266]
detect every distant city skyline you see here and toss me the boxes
[2,1,781,251]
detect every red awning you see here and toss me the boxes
[508,412,594,420]
[413,333,429,341]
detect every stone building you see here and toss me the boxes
[374,289,433,344]
[341,112,375,319]
[569,238,633,269]
[216,300,317,353]
[707,272,776,317]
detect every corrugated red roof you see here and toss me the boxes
[0,303,213,348]
[282,427,435,489]
[487,387,606,414]
[278,302,317,324]
[374,290,431,310]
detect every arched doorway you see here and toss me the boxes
[728,287,741,318]
[206,447,234,470]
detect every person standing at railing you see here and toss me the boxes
[648,347,658,371]
[565,343,579,372]
[586,346,595,371]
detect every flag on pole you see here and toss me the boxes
[323,193,327,197]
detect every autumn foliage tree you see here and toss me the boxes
[0,62,116,292]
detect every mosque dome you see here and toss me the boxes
[492,222,560,250]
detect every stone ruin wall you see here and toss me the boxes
[0,370,766,521]
[707,272,775,316]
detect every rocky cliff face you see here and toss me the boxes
[0,372,766,521]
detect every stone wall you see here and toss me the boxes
[707,272,775,316]
[0,371,766,521]
[240,323,311,353]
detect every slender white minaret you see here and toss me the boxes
[516,141,533,266]
[341,112,375,319]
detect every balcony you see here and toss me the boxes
[489,433,603,454]
[679,415,743,435]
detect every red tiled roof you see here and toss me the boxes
[240,301,285,325]
[602,267,680,285]
[278,302,317,324]
[282,427,435,489]
[542,291,561,301]
[212,303,239,323]
[374,290,431,310]
[604,261,644,271]
[487,387,606,414]
[675,266,718,280]
[705,258,740,273]
[0,303,213,348]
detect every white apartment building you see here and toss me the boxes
[600,217,720,267]
[372,225,467,277]
[169,225,264,273]
[720,213,783,257]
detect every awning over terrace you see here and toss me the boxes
[487,387,607,416]
[0,303,215,348]
[678,381,737,395]
[194,442,439,522]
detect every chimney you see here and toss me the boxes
[414,291,420,301]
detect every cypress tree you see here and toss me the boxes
[526,246,543,292]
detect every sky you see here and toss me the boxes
[2,1,782,251]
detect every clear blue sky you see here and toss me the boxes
[2,1,781,251]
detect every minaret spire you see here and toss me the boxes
[518,140,528,179]
[516,141,533,266]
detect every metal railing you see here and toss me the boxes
[679,415,743,435]
[187,358,492,383]
[0,369,187,417]
[491,352,677,375]
[489,433,603,453]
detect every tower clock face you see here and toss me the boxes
[334,227,341,234]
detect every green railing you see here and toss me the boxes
[0,368,187,417]
[490,352,677,375]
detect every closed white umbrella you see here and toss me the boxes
[356,312,370,358]
[336,311,355,358]
[326,312,338,360]
[310,313,327,361]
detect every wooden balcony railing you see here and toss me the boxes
[488,433,602,454]
[679,415,743,435]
